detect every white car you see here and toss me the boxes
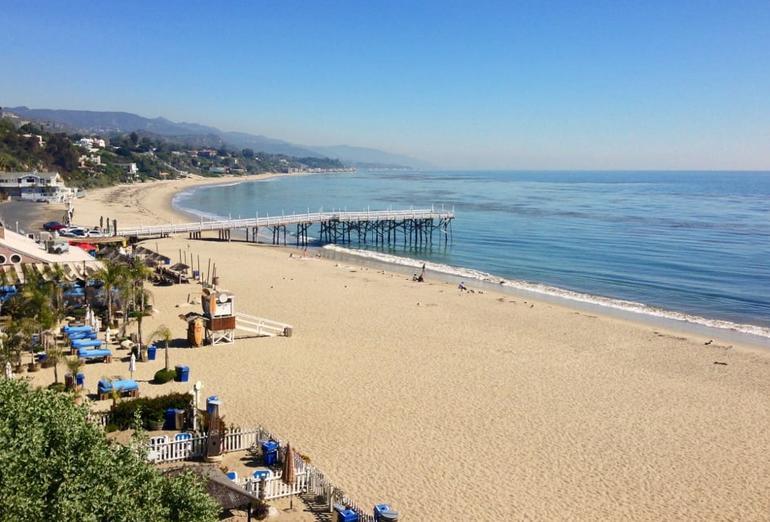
[60,227,89,238]
[88,228,106,238]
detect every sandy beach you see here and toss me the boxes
[27,176,770,520]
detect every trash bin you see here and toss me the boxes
[192,270,200,280]
[374,504,398,521]
[164,408,177,430]
[147,344,157,360]
[334,505,359,522]
[76,372,85,387]
[174,409,185,430]
[175,365,190,382]
[206,396,220,417]
[261,440,279,466]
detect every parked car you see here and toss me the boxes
[42,221,66,232]
[88,228,106,238]
[60,227,89,238]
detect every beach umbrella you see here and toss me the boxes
[129,353,136,380]
[282,442,297,510]
[4,362,12,379]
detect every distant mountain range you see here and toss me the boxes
[4,106,428,169]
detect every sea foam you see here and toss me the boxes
[323,244,770,340]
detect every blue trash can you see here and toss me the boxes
[206,396,220,415]
[76,372,85,386]
[147,344,157,360]
[374,504,399,521]
[334,505,359,522]
[164,408,177,429]
[175,365,190,382]
[261,440,279,466]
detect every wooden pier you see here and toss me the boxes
[116,208,454,247]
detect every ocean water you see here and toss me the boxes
[174,170,770,338]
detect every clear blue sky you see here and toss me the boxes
[2,0,769,169]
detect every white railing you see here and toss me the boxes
[87,411,112,428]
[145,425,384,518]
[116,208,454,237]
[235,313,293,337]
[243,469,309,500]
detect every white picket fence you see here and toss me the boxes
[146,426,265,463]
[144,425,379,519]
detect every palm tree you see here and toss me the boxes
[66,356,84,395]
[95,260,127,328]
[134,287,153,349]
[47,341,64,385]
[126,258,153,344]
[150,324,173,372]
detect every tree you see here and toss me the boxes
[150,324,173,372]
[0,379,219,521]
[129,131,139,146]
[241,148,254,159]
[95,260,127,328]
[126,257,153,343]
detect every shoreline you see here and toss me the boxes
[167,176,770,350]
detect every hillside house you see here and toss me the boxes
[0,171,78,202]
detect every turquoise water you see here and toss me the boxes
[174,170,770,336]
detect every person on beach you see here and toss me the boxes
[458,281,467,291]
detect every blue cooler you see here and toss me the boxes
[76,372,85,386]
[147,344,157,360]
[175,365,190,382]
[334,505,359,522]
[261,440,279,466]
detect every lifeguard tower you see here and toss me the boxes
[201,288,236,345]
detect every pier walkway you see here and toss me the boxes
[116,208,454,247]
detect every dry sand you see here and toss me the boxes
[29,177,770,520]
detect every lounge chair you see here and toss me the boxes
[252,470,271,480]
[98,378,138,400]
[72,338,103,349]
[226,471,238,481]
[68,330,97,340]
[78,347,112,363]
[63,325,92,333]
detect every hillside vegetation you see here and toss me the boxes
[0,116,347,189]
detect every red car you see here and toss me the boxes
[43,221,66,232]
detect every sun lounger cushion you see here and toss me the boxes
[78,348,111,359]
[63,325,92,333]
[98,379,138,394]
[68,331,97,340]
[72,339,103,349]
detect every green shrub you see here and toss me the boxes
[110,391,191,430]
[0,380,217,521]
[154,368,176,384]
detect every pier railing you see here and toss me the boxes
[116,208,454,238]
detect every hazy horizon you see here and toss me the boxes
[2,1,769,170]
